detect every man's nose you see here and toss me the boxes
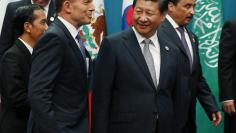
[140,14,148,22]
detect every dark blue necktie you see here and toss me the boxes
[177,27,193,71]
[75,34,86,60]
[76,34,89,75]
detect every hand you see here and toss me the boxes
[212,112,221,126]
[222,101,236,115]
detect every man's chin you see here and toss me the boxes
[82,19,93,25]
[136,30,151,38]
[186,17,193,23]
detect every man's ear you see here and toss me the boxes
[63,0,72,14]
[24,22,32,33]
[168,2,175,13]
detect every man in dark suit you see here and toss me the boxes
[0,4,47,133]
[0,0,56,59]
[158,0,221,132]
[218,19,236,133]
[28,0,94,133]
[92,0,181,133]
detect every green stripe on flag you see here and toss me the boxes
[192,0,223,133]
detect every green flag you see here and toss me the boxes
[191,0,223,133]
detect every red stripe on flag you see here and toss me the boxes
[88,90,93,133]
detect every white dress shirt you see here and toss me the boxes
[18,38,33,54]
[132,27,161,87]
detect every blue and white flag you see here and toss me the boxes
[122,0,133,30]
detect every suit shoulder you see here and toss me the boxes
[35,25,67,51]
[222,19,236,32]
[100,29,132,52]
[105,28,132,42]
[5,44,20,53]
[1,45,21,61]
[4,1,27,19]
[107,30,127,39]
[40,25,65,42]
[7,0,26,8]
[226,19,236,25]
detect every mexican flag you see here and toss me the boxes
[79,1,107,133]
[79,0,107,59]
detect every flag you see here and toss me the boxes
[222,0,236,21]
[79,0,107,59]
[191,0,223,132]
[79,1,107,132]
[122,0,133,29]
[0,0,20,35]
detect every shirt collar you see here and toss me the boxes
[18,38,33,54]
[132,27,158,48]
[166,14,180,29]
[166,14,187,33]
[58,16,80,39]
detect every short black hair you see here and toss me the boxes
[13,4,43,37]
[168,0,180,5]
[132,0,169,13]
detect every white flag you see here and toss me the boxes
[80,0,107,59]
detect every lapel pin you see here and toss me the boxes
[192,35,196,43]
[165,46,170,51]
[50,17,55,22]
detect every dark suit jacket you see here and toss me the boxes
[28,18,92,133]
[158,19,219,133]
[92,28,180,133]
[0,39,31,133]
[218,19,236,133]
[0,0,56,59]
[219,20,236,102]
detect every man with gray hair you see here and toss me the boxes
[28,0,94,133]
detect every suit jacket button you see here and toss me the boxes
[155,114,158,120]
[153,112,158,120]
[188,91,191,96]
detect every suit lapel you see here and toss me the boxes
[162,19,189,59]
[54,18,87,74]
[186,28,198,72]
[122,28,156,89]
[157,34,169,92]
